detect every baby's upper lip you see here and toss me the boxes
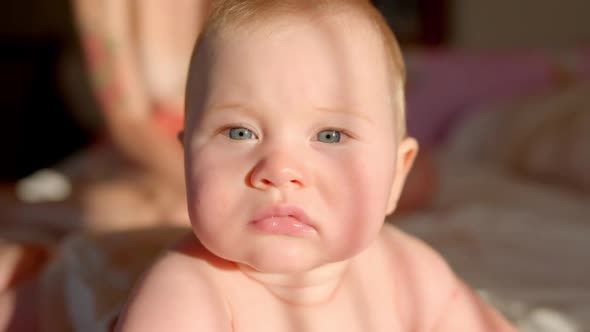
[252,204,316,229]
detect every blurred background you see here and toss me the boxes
[1,1,589,331]
[0,0,96,180]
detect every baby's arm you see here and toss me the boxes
[115,250,232,332]
[431,281,516,332]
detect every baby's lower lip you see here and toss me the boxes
[251,216,316,236]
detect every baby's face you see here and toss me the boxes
[185,13,412,273]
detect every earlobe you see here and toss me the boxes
[386,137,419,215]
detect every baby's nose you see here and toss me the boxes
[249,153,308,190]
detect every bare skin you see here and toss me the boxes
[117,226,514,332]
[116,6,515,332]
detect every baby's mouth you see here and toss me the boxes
[251,205,317,236]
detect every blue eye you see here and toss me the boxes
[228,127,256,140]
[317,130,341,143]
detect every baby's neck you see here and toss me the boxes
[237,260,352,306]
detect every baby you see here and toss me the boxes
[116,1,516,331]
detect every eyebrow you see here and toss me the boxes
[208,103,373,124]
[208,103,256,116]
[313,106,374,124]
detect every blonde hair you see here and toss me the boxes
[188,0,407,137]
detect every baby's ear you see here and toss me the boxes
[177,130,185,145]
[386,137,418,215]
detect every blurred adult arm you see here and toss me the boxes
[71,0,206,189]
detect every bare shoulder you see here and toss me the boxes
[380,225,516,331]
[379,224,459,330]
[380,224,457,288]
[115,235,234,332]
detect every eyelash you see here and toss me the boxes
[220,124,259,138]
[314,128,352,141]
[218,125,354,141]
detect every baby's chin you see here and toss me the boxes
[197,231,371,275]
[208,242,335,275]
[231,245,365,277]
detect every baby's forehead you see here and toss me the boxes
[195,10,395,90]
[210,18,390,90]
[214,9,385,50]
[186,6,405,136]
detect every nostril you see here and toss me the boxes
[290,179,303,186]
[262,179,272,186]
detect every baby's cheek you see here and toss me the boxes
[199,162,244,205]
[321,163,378,237]
[191,175,224,211]
[344,160,392,219]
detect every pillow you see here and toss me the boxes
[446,83,590,193]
